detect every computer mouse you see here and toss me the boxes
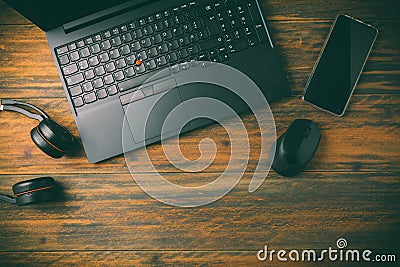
[272,119,321,177]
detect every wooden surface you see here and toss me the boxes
[0,0,399,266]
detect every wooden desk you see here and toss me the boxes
[0,0,399,265]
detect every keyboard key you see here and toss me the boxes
[76,40,85,48]
[59,54,69,65]
[156,56,168,67]
[107,85,118,95]
[188,44,199,55]
[154,21,164,32]
[187,10,197,20]
[56,46,68,55]
[228,39,249,53]
[103,31,111,38]
[130,41,141,52]
[114,71,125,81]
[199,36,224,51]
[99,52,110,63]
[94,34,102,42]
[116,58,127,69]
[73,97,84,108]
[142,86,154,97]
[203,16,220,36]
[120,45,131,55]
[109,49,120,59]
[122,32,132,43]
[93,78,104,89]
[167,52,178,63]
[68,43,77,50]
[120,25,128,32]
[66,73,84,86]
[82,82,94,92]
[178,36,190,46]
[162,30,173,41]
[157,43,169,54]
[189,33,199,43]
[80,47,91,58]
[101,40,111,50]
[85,37,93,45]
[70,51,80,61]
[78,60,89,70]
[84,69,95,80]
[248,36,259,47]
[126,55,136,65]
[179,48,189,59]
[62,63,78,76]
[134,64,146,74]
[128,21,136,30]
[145,60,157,70]
[138,18,146,26]
[89,56,99,67]
[69,85,83,97]
[95,66,106,76]
[140,38,152,48]
[90,44,101,54]
[112,28,119,35]
[168,40,180,50]
[143,25,154,35]
[132,29,143,39]
[105,62,116,72]
[97,89,108,99]
[84,92,97,104]
[138,51,148,61]
[124,67,136,77]
[148,47,159,58]
[220,53,229,62]
[104,74,114,85]
[111,36,122,47]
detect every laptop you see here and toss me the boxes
[4,0,291,163]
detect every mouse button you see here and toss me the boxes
[283,121,309,153]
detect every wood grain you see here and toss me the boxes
[0,0,399,266]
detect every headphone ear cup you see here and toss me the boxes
[12,177,56,205]
[30,118,75,158]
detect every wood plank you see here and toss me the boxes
[1,0,400,25]
[0,20,398,99]
[0,95,398,174]
[0,172,399,251]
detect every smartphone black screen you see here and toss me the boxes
[302,15,377,116]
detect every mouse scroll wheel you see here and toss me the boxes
[304,127,312,138]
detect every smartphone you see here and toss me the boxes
[302,15,378,116]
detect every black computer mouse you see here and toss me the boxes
[272,119,321,177]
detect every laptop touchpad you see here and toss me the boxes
[122,81,189,144]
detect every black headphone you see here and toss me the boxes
[0,99,75,205]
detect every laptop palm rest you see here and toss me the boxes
[121,78,189,144]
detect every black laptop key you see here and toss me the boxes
[173,27,184,37]
[114,71,125,81]
[104,74,114,85]
[167,52,178,63]
[168,39,180,50]
[109,49,120,59]
[95,66,106,76]
[124,67,136,77]
[116,58,127,69]
[73,96,84,108]
[105,62,116,72]
[66,73,84,86]
[156,56,168,66]
[179,48,189,59]
[126,55,136,65]
[85,37,93,45]
[132,29,143,39]
[134,64,146,74]
[143,25,154,35]
[59,54,69,65]
[62,63,78,76]
[178,36,190,46]
[84,92,97,104]
[94,34,102,42]
[157,43,169,54]
[99,52,110,63]
[155,21,164,32]
[68,43,77,51]
[199,36,224,51]
[76,40,85,48]
[148,47,159,58]
[248,35,259,47]
[69,85,83,97]
[162,30,173,41]
[228,39,248,53]
[187,10,197,20]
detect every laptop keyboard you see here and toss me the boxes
[55,0,270,109]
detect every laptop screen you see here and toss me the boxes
[4,0,134,31]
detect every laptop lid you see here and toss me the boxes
[3,0,142,31]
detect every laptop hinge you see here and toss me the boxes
[63,0,151,34]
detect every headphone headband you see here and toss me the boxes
[0,99,48,121]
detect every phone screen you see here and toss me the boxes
[302,15,378,116]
